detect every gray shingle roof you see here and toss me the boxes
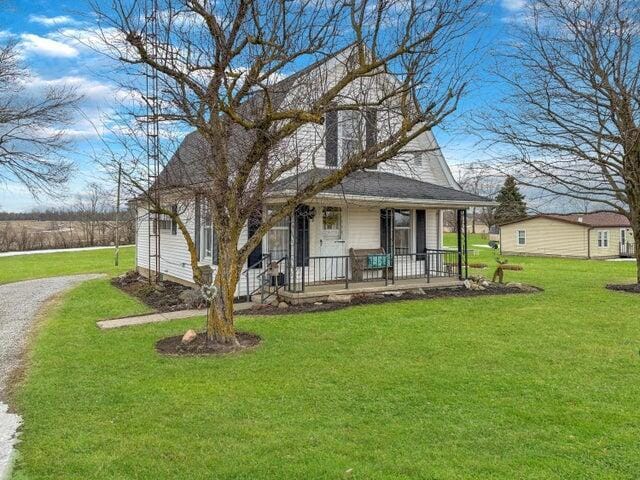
[270,168,493,204]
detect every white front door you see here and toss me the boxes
[319,206,346,279]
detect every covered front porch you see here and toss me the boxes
[242,199,471,303]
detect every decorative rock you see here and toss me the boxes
[507,282,523,289]
[480,280,490,288]
[278,301,289,309]
[463,279,472,290]
[181,329,197,344]
[270,298,280,307]
[313,302,323,305]
[327,294,352,303]
[409,288,426,295]
[382,290,403,297]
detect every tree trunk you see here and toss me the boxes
[206,237,242,344]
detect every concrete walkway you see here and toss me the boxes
[0,273,104,480]
[0,245,133,258]
[97,302,253,330]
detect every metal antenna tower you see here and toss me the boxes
[145,0,161,283]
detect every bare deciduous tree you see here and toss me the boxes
[456,162,502,232]
[0,40,80,196]
[482,0,640,282]
[92,0,484,344]
[75,182,109,246]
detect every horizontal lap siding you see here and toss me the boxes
[346,207,379,250]
[501,218,589,258]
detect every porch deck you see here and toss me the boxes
[279,276,462,304]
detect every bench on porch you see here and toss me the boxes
[349,247,393,282]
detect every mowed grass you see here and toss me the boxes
[0,246,134,284]
[10,235,640,479]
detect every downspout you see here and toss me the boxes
[587,227,592,259]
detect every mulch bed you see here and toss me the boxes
[237,283,542,317]
[605,283,640,294]
[156,331,261,356]
[111,271,207,312]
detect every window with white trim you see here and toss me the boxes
[620,229,626,246]
[267,210,289,261]
[517,230,526,246]
[340,110,363,163]
[597,230,609,248]
[394,209,411,254]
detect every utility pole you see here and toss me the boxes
[115,162,122,267]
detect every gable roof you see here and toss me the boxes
[500,211,630,228]
[270,168,494,205]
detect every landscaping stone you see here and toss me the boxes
[181,329,197,344]
[270,298,280,307]
[409,288,426,295]
[382,290,403,297]
[313,302,323,305]
[278,301,289,309]
[327,294,352,303]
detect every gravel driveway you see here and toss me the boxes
[0,274,104,479]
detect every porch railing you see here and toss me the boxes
[284,249,460,293]
[620,242,636,258]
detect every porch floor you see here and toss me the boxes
[279,276,462,304]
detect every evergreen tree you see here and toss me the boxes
[494,176,527,224]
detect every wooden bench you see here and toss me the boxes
[349,247,393,282]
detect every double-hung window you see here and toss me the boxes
[393,209,411,254]
[517,230,526,246]
[597,230,609,248]
[200,201,217,264]
[340,110,363,163]
[267,210,290,261]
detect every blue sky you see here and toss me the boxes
[0,0,527,212]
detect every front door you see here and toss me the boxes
[319,206,346,279]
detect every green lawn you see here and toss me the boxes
[10,236,640,479]
[0,246,134,284]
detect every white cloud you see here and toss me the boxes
[28,15,78,27]
[19,33,79,58]
[501,0,526,11]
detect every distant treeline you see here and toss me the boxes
[0,208,128,222]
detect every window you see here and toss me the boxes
[322,207,342,235]
[517,230,526,246]
[158,213,172,232]
[200,201,217,264]
[620,229,627,246]
[394,209,411,254]
[340,110,363,163]
[413,152,423,166]
[598,230,609,248]
[267,212,289,261]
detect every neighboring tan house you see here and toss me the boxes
[135,48,494,302]
[500,212,636,259]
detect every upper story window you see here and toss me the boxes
[413,152,423,166]
[597,230,609,248]
[340,110,364,163]
[325,108,376,167]
[517,230,526,245]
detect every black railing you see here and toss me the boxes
[286,249,460,293]
[620,242,636,258]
